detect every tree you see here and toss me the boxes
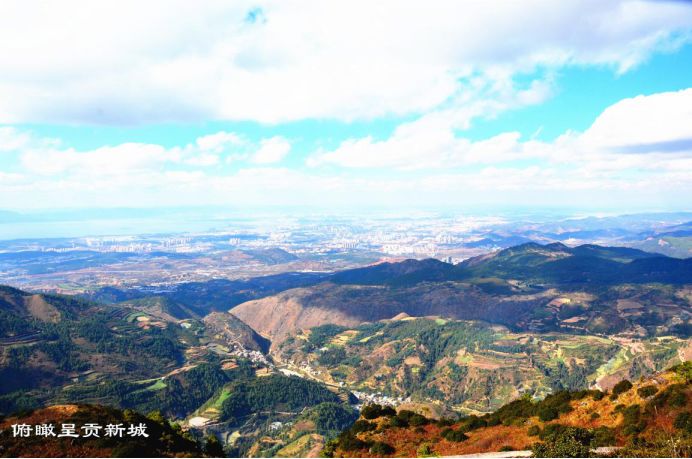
[370,441,395,455]
[610,380,633,399]
[204,434,225,457]
[533,425,593,458]
[442,428,468,442]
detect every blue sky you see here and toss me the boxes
[1,1,691,212]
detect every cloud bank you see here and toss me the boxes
[0,0,691,124]
[1,89,690,210]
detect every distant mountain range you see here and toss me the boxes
[230,243,691,343]
[331,242,691,286]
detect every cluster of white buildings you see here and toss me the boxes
[352,390,411,408]
[230,347,272,367]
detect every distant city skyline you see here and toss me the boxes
[1,1,692,211]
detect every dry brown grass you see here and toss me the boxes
[334,368,690,457]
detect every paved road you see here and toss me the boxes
[450,451,532,458]
[450,446,621,458]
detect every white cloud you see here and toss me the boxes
[0,127,31,151]
[250,136,291,164]
[582,88,692,150]
[308,88,692,172]
[183,153,220,167]
[306,77,554,169]
[1,88,691,211]
[0,1,691,124]
[4,162,689,211]
[8,130,288,180]
[20,143,177,176]
[195,132,243,153]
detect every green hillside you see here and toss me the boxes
[275,317,689,414]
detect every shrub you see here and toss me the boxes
[489,397,535,426]
[533,425,594,458]
[485,415,501,427]
[647,383,687,412]
[396,410,417,421]
[672,361,692,384]
[538,406,559,422]
[350,420,376,434]
[534,391,574,422]
[417,443,433,457]
[146,410,167,425]
[591,391,605,401]
[337,432,368,451]
[619,433,692,458]
[203,434,225,457]
[457,415,486,432]
[442,428,469,442]
[527,425,541,437]
[391,410,429,427]
[590,412,600,420]
[667,386,688,407]
[499,445,515,452]
[636,385,658,398]
[674,412,692,433]
[621,404,645,436]
[592,427,616,447]
[389,416,408,428]
[409,413,429,427]
[361,404,396,419]
[321,439,338,458]
[436,417,455,427]
[369,441,395,455]
[610,380,633,399]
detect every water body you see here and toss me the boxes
[0,217,225,240]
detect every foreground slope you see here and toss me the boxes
[0,404,205,457]
[326,363,692,458]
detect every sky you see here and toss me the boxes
[1,0,692,213]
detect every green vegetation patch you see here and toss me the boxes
[219,374,343,425]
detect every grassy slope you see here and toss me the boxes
[328,363,692,457]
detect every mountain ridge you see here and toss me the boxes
[230,243,691,345]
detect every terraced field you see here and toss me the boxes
[275,317,690,414]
